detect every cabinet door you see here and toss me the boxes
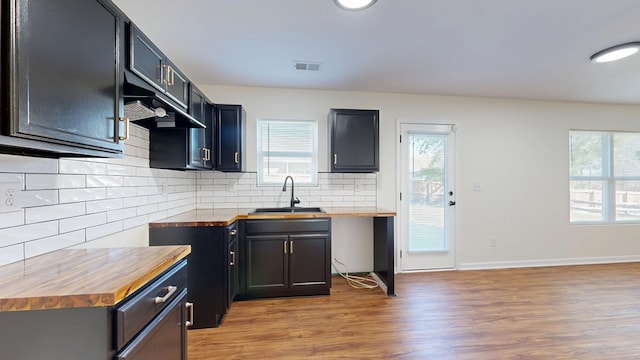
[188,86,211,169]
[129,23,165,93]
[330,109,379,172]
[245,235,288,291]
[289,234,331,287]
[149,226,227,329]
[7,0,123,154]
[228,236,239,307]
[215,104,243,172]
[164,58,190,109]
[115,290,187,360]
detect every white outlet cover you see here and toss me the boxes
[0,182,23,213]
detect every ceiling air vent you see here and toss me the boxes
[293,61,321,71]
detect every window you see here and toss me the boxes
[569,130,640,223]
[257,119,317,186]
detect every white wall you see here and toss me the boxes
[2,83,640,271]
[201,84,640,270]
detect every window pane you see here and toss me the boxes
[569,180,604,222]
[615,180,640,221]
[257,120,317,186]
[569,132,604,177]
[613,133,640,177]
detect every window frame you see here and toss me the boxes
[256,118,318,186]
[569,130,640,224]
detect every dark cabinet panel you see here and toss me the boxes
[128,23,189,109]
[240,218,331,299]
[227,223,239,308]
[215,104,244,172]
[150,226,228,328]
[149,100,214,170]
[186,86,212,169]
[329,108,379,172]
[289,234,331,287]
[2,0,125,157]
[245,234,289,291]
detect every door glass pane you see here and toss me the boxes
[615,180,640,221]
[408,133,447,252]
[570,180,605,222]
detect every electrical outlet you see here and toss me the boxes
[490,238,497,248]
[0,182,23,213]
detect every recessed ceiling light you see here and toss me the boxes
[334,0,377,11]
[590,42,640,63]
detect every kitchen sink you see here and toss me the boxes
[250,207,325,214]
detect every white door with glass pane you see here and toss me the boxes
[398,123,456,271]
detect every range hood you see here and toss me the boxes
[123,71,205,129]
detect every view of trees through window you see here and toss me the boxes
[569,131,640,223]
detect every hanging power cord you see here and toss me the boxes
[332,258,379,289]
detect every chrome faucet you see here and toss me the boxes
[282,176,300,208]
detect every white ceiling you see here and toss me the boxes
[112,0,640,104]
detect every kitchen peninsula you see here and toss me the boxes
[0,246,191,359]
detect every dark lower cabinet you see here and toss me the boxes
[227,222,239,308]
[1,0,126,157]
[239,218,331,299]
[150,224,229,328]
[0,259,189,360]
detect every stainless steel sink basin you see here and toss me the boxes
[250,207,325,214]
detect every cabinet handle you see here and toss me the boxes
[185,302,194,327]
[119,117,129,141]
[333,154,337,165]
[206,148,211,161]
[154,285,177,304]
[229,229,237,236]
[284,240,287,254]
[161,64,167,84]
[290,240,294,254]
[166,66,175,86]
[234,152,239,164]
[230,251,236,266]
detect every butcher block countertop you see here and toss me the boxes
[0,245,190,312]
[148,207,396,228]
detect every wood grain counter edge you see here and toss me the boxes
[148,207,397,228]
[0,245,191,312]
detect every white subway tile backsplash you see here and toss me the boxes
[0,221,58,247]
[25,230,85,258]
[59,188,107,203]
[0,121,377,264]
[0,244,24,266]
[25,203,86,223]
[60,213,107,233]
[0,154,58,173]
[59,159,107,175]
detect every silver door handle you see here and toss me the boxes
[185,302,194,327]
[154,285,177,304]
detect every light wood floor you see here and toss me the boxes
[188,263,640,359]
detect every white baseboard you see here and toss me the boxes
[458,255,640,271]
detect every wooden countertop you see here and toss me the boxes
[0,246,190,312]
[148,207,396,228]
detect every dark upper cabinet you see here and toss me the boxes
[148,86,213,170]
[128,23,189,109]
[1,0,125,157]
[329,108,380,172]
[215,104,244,172]
[149,103,213,170]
